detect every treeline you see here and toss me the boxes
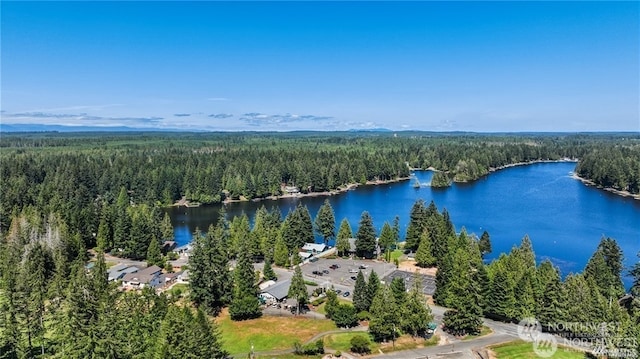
[576,146,640,194]
[0,210,226,358]
[402,200,640,353]
[2,131,638,248]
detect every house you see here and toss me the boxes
[298,252,313,261]
[302,243,327,254]
[121,265,163,289]
[162,240,177,253]
[174,244,192,255]
[177,270,190,283]
[284,186,299,194]
[260,279,291,302]
[347,238,357,254]
[107,264,140,282]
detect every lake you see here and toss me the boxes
[166,162,640,287]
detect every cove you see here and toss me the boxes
[166,162,640,287]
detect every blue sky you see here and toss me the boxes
[1,1,638,132]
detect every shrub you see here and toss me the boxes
[357,311,371,321]
[293,339,324,355]
[311,297,326,306]
[350,335,371,354]
[304,280,318,286]
[334,350,342,357]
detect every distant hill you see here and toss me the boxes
[0,123,186,133]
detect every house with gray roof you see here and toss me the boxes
[121,265,163,289]
[108,264,140,282]
[260,279,291,302]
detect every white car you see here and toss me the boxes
[348,269,358,273]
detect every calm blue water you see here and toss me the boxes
[166,162,640,287]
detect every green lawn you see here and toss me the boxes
[491,340,585,358]
[216,309,337,354]
[390,249,404,262]
[166,283,189,297]
[324,332,379,353]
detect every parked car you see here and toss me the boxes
[348,269,358,273]
[309,257,319,262]
[312,270,323,276]
[322,269,329,274]
[350,276,357,281]
[335,289,342,295]
[342,291,350,297]
[329,264,340,269]
[358,264,368,269]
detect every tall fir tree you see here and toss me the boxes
[273,234,290,268]
[415,229,436,267]
[288,266,309,315]
[369,285,400,342]
[478,230,492,258]
[378,222,395,261]
[262,257,277,281]
[355,211,376,259]
[190,221,232,316]
[401,276,434,337]
[314,199,336,245]
[336,218,353,257]
[229,233,261,321]
[390,277,407,307]
[353,271,368,313]
[366,271,380,311]
[404,199,427,250]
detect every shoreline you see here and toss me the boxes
[172,158,637,206]
[219,176,411,205]
[488,158,578,173]
[570,173,640,201]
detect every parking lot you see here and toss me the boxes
[382,270,436,295]
[300,257,405,298]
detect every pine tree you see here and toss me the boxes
[401,277,434,337]
[355,211,376,259]
[478,230,492,258]
[273,234,290,267]
[160,213,174,243]
[353,271,368,313]
[190,221,232,316]
[314,199,336,245]
[415,229,436,267]
[630,252,640,297]
[336,218,353,257]
[369,285,400,342]
[378,222,395,261]
[288,266,308,315]
[405,199,427,250]
[262,257,277,281]
[325,289,339,319]
[366,270,380,311]
[146,238,164,267]
[229,232,262,320]
[390,277,407,307]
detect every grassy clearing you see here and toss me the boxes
[256,354,322,359]
[166,283,189,297]
[390,249,404,262]
[216,309,337,355]
[324,332,437,354]
[491,340,585,359]
[324,332,380,353]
